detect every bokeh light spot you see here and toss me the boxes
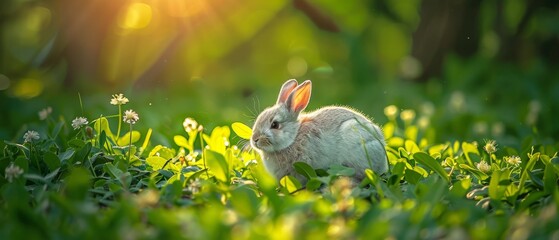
[0,74,10,90]
[26,6,52,32]
[13,78,44,99]
[118,2,152,30]
[287,57,308,77]
[481,31,500,58]
[399,56,422,79]
[166,0,206,18]
[313,64,334,76]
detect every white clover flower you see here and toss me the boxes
[5,163,23,182]
[134,189,159,208]
[186,179,202,195]
[505,155,522,166]
[383,105,399,120]
[450,91,465,111]
[245,159,258,167]
[400,109,416,124]
[473,122,488,135]
[23,130,40,143]
[183,118,199,133]
[110,93,129,105]
[526,100,541,125]
[38,107,52,120]
[71,117,89,130]
[185,152,199,162]
[476,160,491,173]
[421,102,435,117]
[483,140,498,154]
[123,109,139,124]
[417,116,430,129]
[491,122,505,137]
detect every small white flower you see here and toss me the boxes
[400,109,416,124]
[383,105,399,120]
[134,189,159,208]
[123,109,139,124]
[71,117,89,130]
[110,93,129,105]
[417,116,430,129]
[245,159,258,167]
[186,179,202,195]
[185,152,199,162]
[492,122,505,137]
[473,122,488,135]
[183,118,199,133]
[38,107,52,120]
[23,130,40,143]
[5,163,24,182]
[505,155,522,166]
[421,102,435,117]
[526,100,541,125]
[483,140,498,154]
[476,160,491,173]
[450,91,465,111]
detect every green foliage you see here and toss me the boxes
[1,97,558,240]
[413,152,450,183]
[232,122,252,140]
[2,0,558,238]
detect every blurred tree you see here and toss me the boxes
[293,0,339,33]
[1,0,558,91]
[411,0,559,81]
[411,0,481,81]
[48,0,123,87]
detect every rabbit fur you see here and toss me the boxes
[251,79,388,183]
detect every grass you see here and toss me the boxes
[1,92,558,239]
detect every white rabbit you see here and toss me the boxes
[250,79,388,183]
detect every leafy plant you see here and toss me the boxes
[1,94,558,239]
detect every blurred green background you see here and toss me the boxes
[1,0,558,146]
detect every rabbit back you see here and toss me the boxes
[300,107,388,178]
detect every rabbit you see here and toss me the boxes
[250,79,388,184]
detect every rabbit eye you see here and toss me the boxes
[270,121,280,129]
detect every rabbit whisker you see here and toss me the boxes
[241,140,253,152]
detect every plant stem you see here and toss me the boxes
[116,105,122,139]
[31,143,41,173]
[199,130,209,179]
[127,123,132,163]
[448,165,455,178]
[96,116,101,149]
[88,129,98,177]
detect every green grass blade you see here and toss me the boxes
[413,152,450,183]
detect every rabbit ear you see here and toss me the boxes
[286,80,312,113]
[277,79,299,104]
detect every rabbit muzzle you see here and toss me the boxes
[251,134,272,151]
